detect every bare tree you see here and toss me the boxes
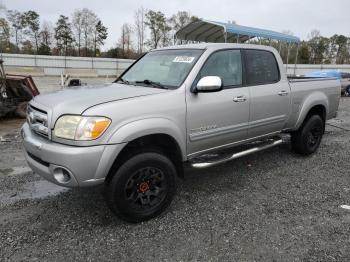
[72,9,83,56]
[119,23,132,55]
[134,7,146,54]
[6,10,24,49]
[160,18,171,47]
[38,20,53,54]
[40,21,53,46]
[0,17,10,48]
[80,8,98,56]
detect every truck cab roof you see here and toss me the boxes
[153,43,278,53]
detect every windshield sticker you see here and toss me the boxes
[173,56,195,63]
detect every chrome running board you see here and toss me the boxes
[189,138,283,169]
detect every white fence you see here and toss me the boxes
[1,53,134,77]
[1,53,350,77]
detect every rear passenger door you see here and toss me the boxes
[244,49,291,138]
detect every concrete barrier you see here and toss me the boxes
[5,66,45,76]
[64,68,98,78]
[1,53,350,77]
[1,53,134,77]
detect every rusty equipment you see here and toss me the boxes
[0,59,39,118]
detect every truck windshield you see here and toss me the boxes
[119,49,203,89]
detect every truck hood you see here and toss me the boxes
[32,83,168,125]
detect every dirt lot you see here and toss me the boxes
[0,98,350,261]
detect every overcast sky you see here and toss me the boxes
[3,0,350,50]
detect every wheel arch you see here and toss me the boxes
[295,92,328,130]
[105,133,185,183]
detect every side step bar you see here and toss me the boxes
[190,138,283,169]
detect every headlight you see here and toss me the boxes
[54,115,111,140]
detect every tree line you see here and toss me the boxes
[0,7,108,57]
[0,5,349,64]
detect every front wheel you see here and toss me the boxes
[291,114,324,155]
[104,152,177,223]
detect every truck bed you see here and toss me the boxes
[284,76,341,130]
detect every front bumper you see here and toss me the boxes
[22,122,125,187]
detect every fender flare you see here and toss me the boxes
[295,91,329,129]
[107,118,187,160]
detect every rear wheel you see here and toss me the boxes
[104,152,177,223]
[291,114,324,155]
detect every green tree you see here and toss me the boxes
[298,42,310,64]
[145,10,168,49]
[21,40,34,54]
[0,17,11,53]
[308,30,327,64]
[170,11,198,32]
[54,15,74,56]
[22,10,40,53]
[331,35,348,64]
[93,20,107,57]
[38,43,51,55]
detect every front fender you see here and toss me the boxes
[107,118,187,160]
[295,91,329,129]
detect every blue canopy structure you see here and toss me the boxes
[175,19,300,44]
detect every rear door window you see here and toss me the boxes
[244,50,280,85]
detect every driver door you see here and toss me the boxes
[186,49,250,156]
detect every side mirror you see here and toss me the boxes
[194,76,223,93]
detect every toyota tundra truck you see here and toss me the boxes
[22,43,341,222]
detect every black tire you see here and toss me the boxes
[291,114,324,155]
[15,101,28,118]
[346,86,350,97]
[104,152,177,223]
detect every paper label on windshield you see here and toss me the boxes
[173,56,195,63]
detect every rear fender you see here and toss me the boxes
[295,91,328,129]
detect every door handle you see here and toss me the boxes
[233,96,247,102]
[278,90,289,96]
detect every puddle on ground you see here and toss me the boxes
[9,167,31,176]
[0,167,31,176]
[0,180,69,205]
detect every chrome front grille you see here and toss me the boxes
[27,105,49,138]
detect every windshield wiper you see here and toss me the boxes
[116,77,130,85]
[135,79,168,89]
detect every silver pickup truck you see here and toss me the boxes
[22,43,340,222]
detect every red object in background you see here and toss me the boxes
[5,74,40,97]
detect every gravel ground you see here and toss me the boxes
[0,98,350,261]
